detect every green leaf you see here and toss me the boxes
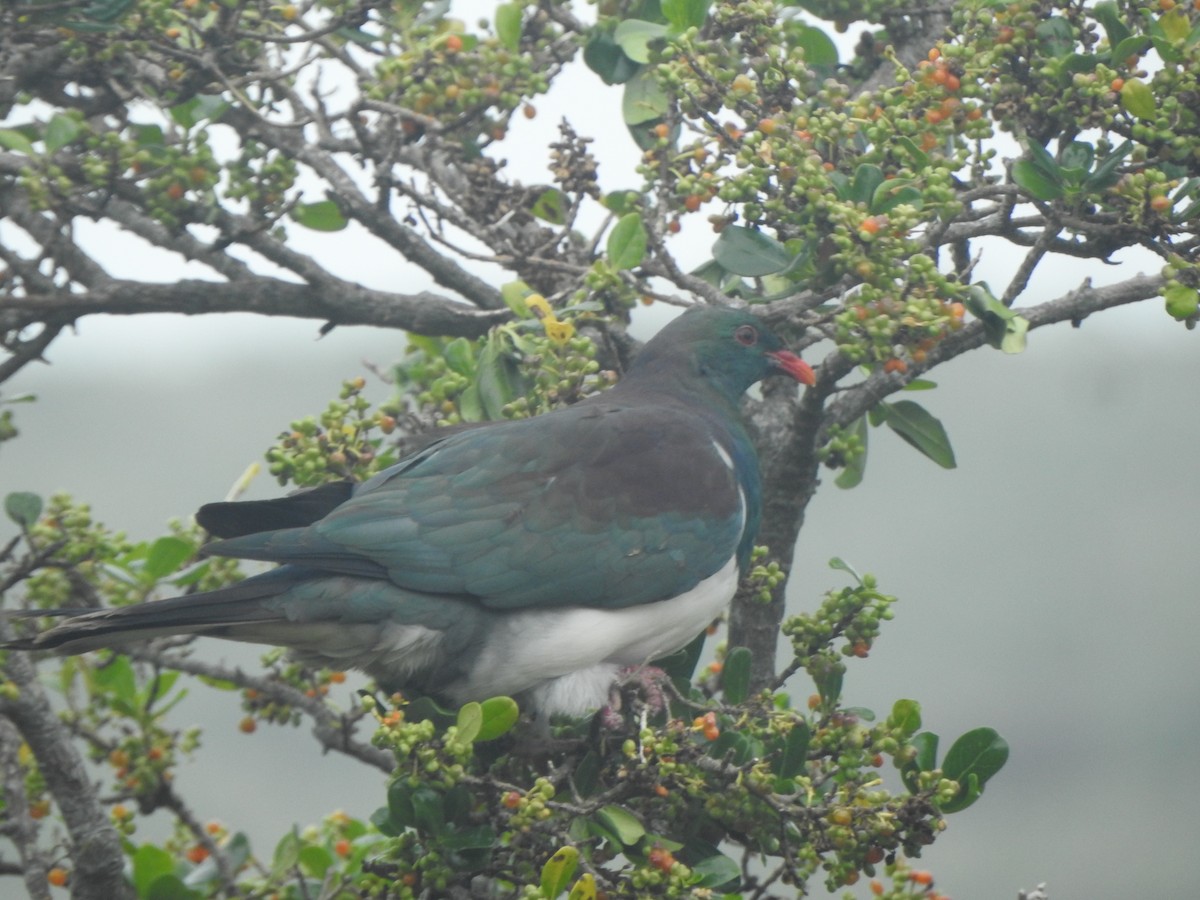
[692,852,740,888]
[93,655,138,709]
[143,536,194,580]
[1119,78,1156,119]
[880,400,956,469]
[1160,7,1191,43]
[271,829,302,877]
[888,699,922,737]
[776,720,810,779]
[1164,283,1199,320]
[721,646,752,704]
[441,823,496,850]
[1059,140,1094,177]
[621,68,670,125]
[0,129,35,155]
[169,94,229,128]
[573,751,602,798]
[567,874,597,900]
[607,213,648,270]
[662,0,710,29]
[871,181,923,215]
[788,22,838,68]
[1035,17,1076,56]
[443,337,476,377]
[409,786,445,834]
[833,415,868,489]
[903,378,937,391]
[901,731,939,793]
[476,336,518,419]
[133,844,178,898]
[940,727,1009,811]
[531,188,569,225]
[964,285,1029,353]
[292,200,348,232]
[5,491,42,527]
[458,383,484,422]
[540,846,579,898]
[184,832,250,888]
[849,164,885,204]
[456,701,482,744]
[828,556,862,583]
[595,805,645,847]
[477,696,519,741]
[613,19,669,63]
[712,225,792,276]
[495,3,522,52]
[583,32,641,85]
[601,190,641,215]
[1093,1,1130,48]
[1012,159,1063,201]
[44,114,82,154]
[146,874,203,900]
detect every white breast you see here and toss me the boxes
[450,557,739,716]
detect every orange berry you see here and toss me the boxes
[870,880,885,896]
[648,847,676,873]
[757,117,777,135]
[1159,0,1175,9]
[502,791,521,809]
[112,804,129,820]
[1110,77,1125,92]
[865,845,885,863]
[920,132,939,151]
[996,25,1015,43]
[940,97,960,116]
[329,671,346,684]
[653,122,670,139]
[1150,195,1172,212]
[165,27,181,38]
[47,868,68,888]
[186,845,209,864]
[859,216,882,235]
[843,871,860,886]
[683,194,703,213]
[910,870,935,885]
[925,108,945,124]
[334,838,351,857]
[667,219,681,234]
[166,182,185,201]
[238,716,256,734]
[29,799,50,819]
[852,641,870,658]
[147,746,163,761]
[830,808,853,825]
[931,67,948,86]
[445,34,463,53]
[944,74,961,93]
[206,820,222,835]
[949,301,965,319]
[808,693,821,709]
[966,106,983,121]
[731,74,754,94]
[654,784,669,797]
[522,104,536,120]
[883,358,908,374]
[928,47,941,61]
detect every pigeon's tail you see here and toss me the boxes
[0,570,304,655]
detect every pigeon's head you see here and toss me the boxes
[628,306,815,404]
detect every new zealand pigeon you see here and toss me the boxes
[5,307,814,718]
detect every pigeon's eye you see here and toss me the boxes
[734,325,758,346]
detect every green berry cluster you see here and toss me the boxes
[747,544,788,604]
[265,378,399,488]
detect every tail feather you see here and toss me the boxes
[1,572,298,654]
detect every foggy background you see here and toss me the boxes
[3,302,1197,900]
[3,1,1199,893]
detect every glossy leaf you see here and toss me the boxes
[456,701,483,744]
[692,852,740,888]
[881,400,956,469]
[712,225,792,276]
[44,114,82,154]
[567,874,597,900]
[1119,78,1155,119]
[541,846,579,898]
[531,188,569,224]
[1092,1,1130,47]
[850,164,885,204]
[607,213,648,270]
[1012,159,1063,201]
[477,695,520,740]
[0,129,35,155]
[495,3,522,52]
[888,699,922,737]
[132,844,177,898]
[169,94,230,128]
[5,491,42,527]
[143,536,194,580]
[613,19,669,64]
[443,337,476,377]
[901,731,939,793]
[662,0,709,29]
[721,646,752,703]
[788,22,838,68]
[583,33,640,85]
[621,68,669,125]
[292,200,348,232]
[941,727,1009,812]
[828,556,863,583]
[595,805,645,847]
[776,719,810,779]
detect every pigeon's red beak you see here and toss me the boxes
[767,350,816,386]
